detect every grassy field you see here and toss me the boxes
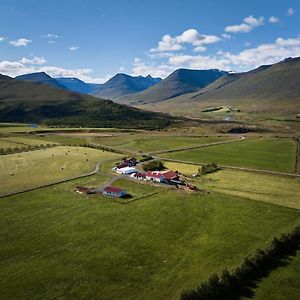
[0,177,299,300]
[196,169,300,210]
[0,136,56,150]
[162,138,297,173]
[90,135,230,153]
[0,146,122,195]
[247,251,300,300]
[164,161,200,176]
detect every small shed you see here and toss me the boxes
[103,186,126,198]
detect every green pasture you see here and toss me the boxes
[0,146,122,195]
[90,135,230,153]
[0,177,299,300]
[196,169,300,210]
[162,138,297,173]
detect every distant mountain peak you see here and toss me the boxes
[91,73,162,99]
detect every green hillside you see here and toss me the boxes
[0,75,182,129]
[118,69,227,104]
[137,58,300,120]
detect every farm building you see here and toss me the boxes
[115,166,137,174]
[161,170,179,181]
[103,186,126,198]
[145,171,165,183]
[116,157,137,169]
[131,172,146,180]
[145,170,181,184]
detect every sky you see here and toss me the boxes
[0,0,299,83]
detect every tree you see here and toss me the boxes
[142,160,165,171]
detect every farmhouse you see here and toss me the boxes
[145,170,181,184]
[145,171,165,183]
[103,186,126,198]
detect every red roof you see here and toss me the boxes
[117,162,129,169]
[104,186,125,193]
[145,171,163,178]
[134,172,146,177]
[162,170,178,180]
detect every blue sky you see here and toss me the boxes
[0,0,299,82]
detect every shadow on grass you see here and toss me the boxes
[242,247,299,299]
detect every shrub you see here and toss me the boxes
[142,160,165,171]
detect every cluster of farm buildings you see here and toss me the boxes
[75,157,188,199]
[113,158,183,185]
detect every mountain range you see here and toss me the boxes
[117,69,227,104]
[3,56,300,125]
[14,72,162,99]
[134,57,300,119]
[92,73,161,99]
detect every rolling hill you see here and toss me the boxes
[91,73,161,99]
[0,75,183,129]
[137,57,300,119]
[118,69,227,104]
[15,72,66,90]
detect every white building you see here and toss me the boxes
[116,166,137,175]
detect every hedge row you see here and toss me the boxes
[181,225,300,300]
[0,143,57,155]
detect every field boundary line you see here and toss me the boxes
[294,137,300,174]
[149,138,243,155]
[159,157,300,178]
[0,162,101,199]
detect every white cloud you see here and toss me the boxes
[222,37,300,69]
[225,23,252,33]
[42,33,60,39]
[69,46,79,51]
[131,36,300,77]
[244,42,251,47]
[222,33,231,39]
[193,46,207,52]
[244,15,264,27]
[119,66,125,72]
[0,60,107,83]
[0,36,5,42]
[150,34,183,52]
[20,56,47,65]
[287,8,295,16]
[131,58,173,78]
[48,40,56,44]
[168,54,231,71]
[9,38,32,47]
[269,16,280,23]
[225,15,264,33]
[150,29,221,52]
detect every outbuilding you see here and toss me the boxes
[103,186,126,198]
